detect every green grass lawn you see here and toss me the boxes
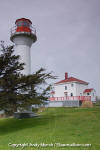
[0,107,100,150]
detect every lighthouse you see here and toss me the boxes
[10,18,37,75]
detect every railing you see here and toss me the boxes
[49,96,91,101]
[10,25,36,36]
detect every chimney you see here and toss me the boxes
[65,72,68,79]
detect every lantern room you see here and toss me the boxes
[10,18,37,42]
[15,18,32,33]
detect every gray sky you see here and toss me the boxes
[0,0,100,96]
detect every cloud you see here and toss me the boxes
[0,0,100,95]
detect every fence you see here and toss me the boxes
[49,96,91,101]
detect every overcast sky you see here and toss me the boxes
[0,0,100,96]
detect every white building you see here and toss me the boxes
[83,88,96,102]
[50,72,96,103]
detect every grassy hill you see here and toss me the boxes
[0,107,100,150]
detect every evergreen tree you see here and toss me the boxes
[0,42,55,115]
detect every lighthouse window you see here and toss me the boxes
[17,21,23,27]
[23,21,29,27]
[65,86,67,90]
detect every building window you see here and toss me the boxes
[71,83,74,87]
[71,93,73,96]
[87,93,90,95]
[52,95,54,98]
[64,92,67,97]
[51,86,54,90]
[17,21,23,27]
[65,86,67,90]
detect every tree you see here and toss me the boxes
[0,42,55,115]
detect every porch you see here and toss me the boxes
[49,96,91,101]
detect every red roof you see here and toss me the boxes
[55,77,88,85]
[15,18,32,24]
[83,88,93,93]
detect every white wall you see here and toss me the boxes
[14,44,31,75]
[53,82,88,97]
[13,35,34,75]
[76,83,88,96]
[54,82,77,97]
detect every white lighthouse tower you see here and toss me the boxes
[10,18,37,75]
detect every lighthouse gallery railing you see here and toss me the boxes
[10,25,36,36]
